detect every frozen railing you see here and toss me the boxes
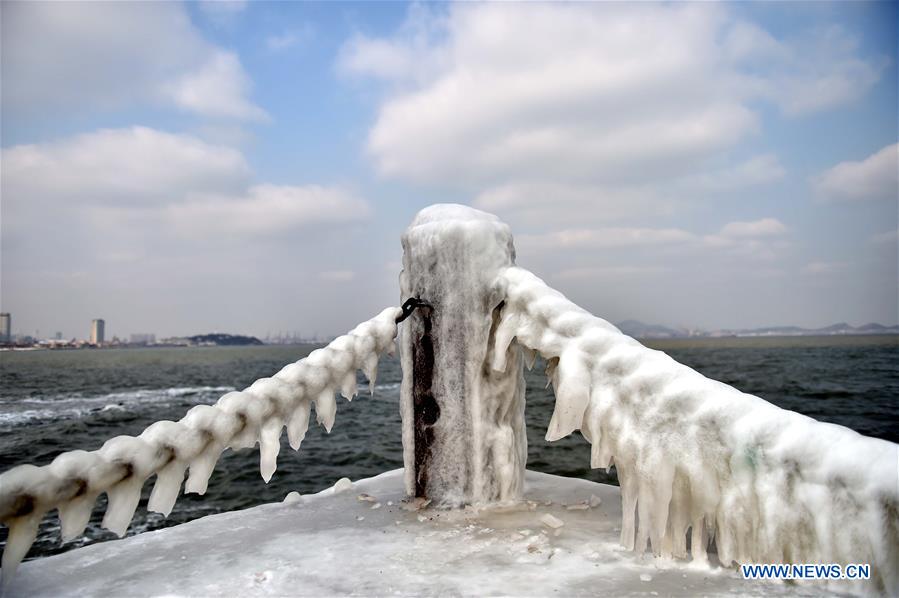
[0,307,401,578]
[494,265,898,593]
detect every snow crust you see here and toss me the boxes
[494,265,899,595]
[0,307,401,580]
[400,204,527,505]
[6,469,827,597]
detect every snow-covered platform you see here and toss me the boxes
[8,470,826,597]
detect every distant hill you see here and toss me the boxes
[616,320,899,339]
[617,320,687,339]
[187,333,263,346]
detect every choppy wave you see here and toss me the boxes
[0,383,405,428]
[1,386,236,406]
[0,386,236,428]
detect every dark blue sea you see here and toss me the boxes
[1,335,897,561]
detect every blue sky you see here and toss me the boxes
[1,1,896,340]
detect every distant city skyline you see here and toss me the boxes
[2,308,896,347]
[1,2,896,338]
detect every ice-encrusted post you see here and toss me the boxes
[399,205,527,506]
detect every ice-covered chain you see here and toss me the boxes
[494,267,898,594]
[0,307,401,579]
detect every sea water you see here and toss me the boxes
[1,335,896,561]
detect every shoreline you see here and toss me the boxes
[2,333,897,353]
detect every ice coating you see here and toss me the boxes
[400,204,527,506]
[6,469,822,598]
[0,307,401,580]
[495,265,899,594]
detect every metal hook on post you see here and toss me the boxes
[395,297,432,324]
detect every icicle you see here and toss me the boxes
[522,346,537,370]
[287,402,311,451]
[545,350,590,441]
[362,353,379,396]
[339,371,357,401]
[258,417,284,483]
[2,512,41,581]
[102,477,144,537]
[184,444,223,495]
[544,356,558,389]
[95,436,157,537]
[490,310,519,373]
[148,461,187,517]
[45,451,100,542]
[647,458,675,556]
[617,454,638,551]
[180,404,238,495]
[691,517,709,563]
[314,388,337,433]
[58,493,97,543]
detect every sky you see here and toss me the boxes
[1,1,896,340]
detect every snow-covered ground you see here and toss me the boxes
[8,469,827,597]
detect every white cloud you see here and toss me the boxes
[165,51,268,121]
[724,22,884,116]
[557,266,672,280]
[1,2,264,120]
[2,127,371,243]
[811,143,898,202]
[1,126,379,341]
[872,229,898,244]
[266,24,315,52]
[342,3,882,228]
[804,261,849,275]
[718,218,788,238]
[345,4,881,177]
[474,183,669,227]
[353,4,757,187]
[319,270,356,282]
[266,33,299,52]
[169,185,370,237]
[518,228,696,252]
[679,154,786,192]
[472,155,787,227]
[517,218,787,254]
[198,0,248,19]
[341,37,421,81]
[2,127,250,204]
[702,219,789,260]
[338,3,447,83]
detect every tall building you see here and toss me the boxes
[0,313,10,342]
[90,319,105,345]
